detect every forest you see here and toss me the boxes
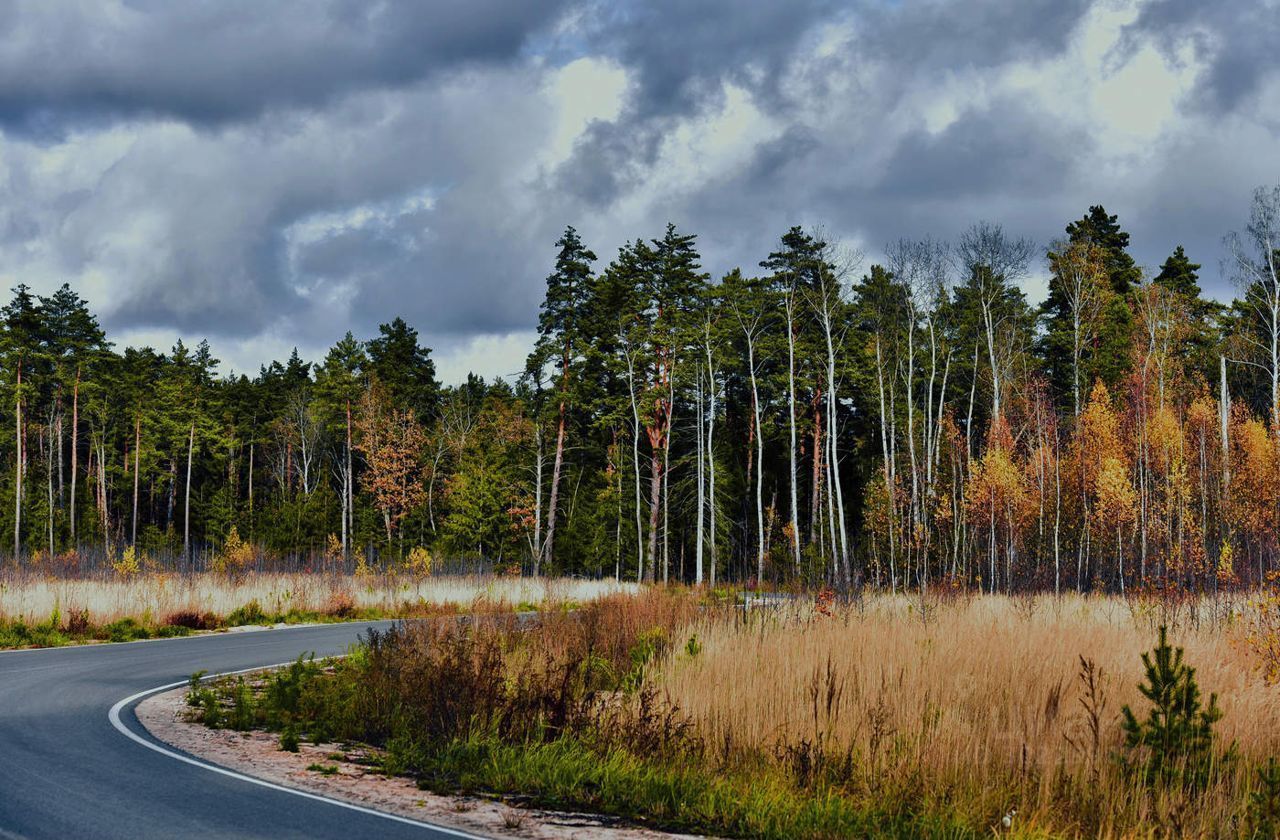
[5,184,1280,594]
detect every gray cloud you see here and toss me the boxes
[0,0,570,134]
[0,0,1275,381]
[1119,0,1279,117]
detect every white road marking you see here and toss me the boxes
[107,660,489,840]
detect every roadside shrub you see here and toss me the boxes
[280,725,300,753]
[102,617,151,643]
[324,591,356,619]
[230,678,256,730]
[263,655,322,729]
[64,607,91,636]
[164,610,217,630]
[227,599,268,626]
[0,617,68,648]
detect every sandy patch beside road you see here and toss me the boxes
[137,687,702,840]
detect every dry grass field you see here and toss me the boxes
[185,586,1280,837]
[0,571,636,645]
[655,591,1279,837]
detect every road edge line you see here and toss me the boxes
[107,661,489,840]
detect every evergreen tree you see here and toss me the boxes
[1153,245,1202,298]
[1063,206,1140,390]
[1120,625,1229,790]
[526,226,597,573]
[1152,245,1222,384]
[367,318,439,421]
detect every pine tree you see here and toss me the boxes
[367,318,439,421]
[314,333,368,558]
[1120,625,1229,790]
[1153,245,1201,298]
[1063,206,1140,390]
[526,226,596,574]
[1152,245,1222,385]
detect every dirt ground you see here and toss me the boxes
[137,687,704,840]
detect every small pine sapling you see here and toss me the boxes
[1119,625,1232,790]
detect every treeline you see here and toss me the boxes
[6,186,1280,591]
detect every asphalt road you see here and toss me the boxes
[0,623,483,840]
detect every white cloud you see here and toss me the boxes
[433,330,537,385]
[543,56,629,167]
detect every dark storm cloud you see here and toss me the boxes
[1119,0,1280,117]
[553,0,1102,214]
[0,0,1274,378]
[0,0,570,132]
[877,100,1088,200]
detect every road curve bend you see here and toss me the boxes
[0,623,482,840]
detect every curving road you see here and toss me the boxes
[0,623,482,840]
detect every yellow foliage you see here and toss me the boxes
[324,534,343,566]
[113,545,142,578]
[965,446,1028,522]
[1216,541,1236,586]
[1094,456,1136,529]
[407,546,433,576]
[1229,415,1280,542]
[1078,382,1122,460]
[1146,404,1184,476]
[1244,572,1280,685]
[210,526,255,574]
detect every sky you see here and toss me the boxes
[0,0,1275,383]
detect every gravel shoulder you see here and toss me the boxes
[137,687,704,840]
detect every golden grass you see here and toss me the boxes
[655,591,1280,838]
[0,572,636,625]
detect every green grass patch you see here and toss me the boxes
[402,734,981,840]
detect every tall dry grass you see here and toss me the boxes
[655,591,1280,837]
[0,572,636,625]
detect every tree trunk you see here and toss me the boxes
[247,442,254,540]
[344,401,353,559]
[706,345,718,588]
[533,424,543,566]
[786,298,801,574]
[662,374,674,584]
[748,341,765,584]
[56,411,63,508]
[646,447,662,582]
[541,403,567,577]
[625,347,645,581]
[97,438,109,555]
[695,376,704,584]
[132,416,141,546]
[13,364,21,562]
[184,420,194,561]
[45,426,53,558]
[70,371,79,547]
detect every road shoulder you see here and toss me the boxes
[137,687,702,840]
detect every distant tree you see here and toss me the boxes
[314,332,368,558]
[441,393,535,565]
[1039,239,1109,417]
[356,382,425,548]
[526,226,596,574]
[1226,185,1280,427]
[367,318,440,421]
[1064,206,1141,390]
[954,222,1035,425]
